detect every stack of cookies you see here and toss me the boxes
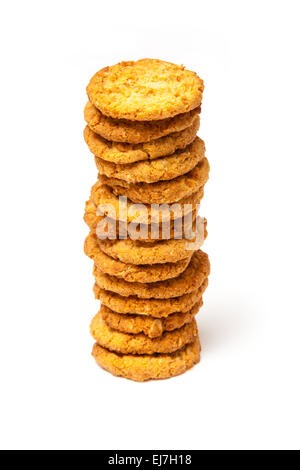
[83,59,210,381]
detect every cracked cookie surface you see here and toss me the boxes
[86,59,204,121]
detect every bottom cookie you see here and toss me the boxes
[92,336,201,382]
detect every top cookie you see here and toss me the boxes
[86,59,204,121]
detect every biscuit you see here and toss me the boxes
[86,59,204,121]
[97,224,206,265]
[95,137,205,184]
[94,279,208,317]
[91,182,203,225]
[90,312,198,354]
[99,158,209,204]
[92,336,201,381]
[93,250,210,299]
[84,117,199,164]
[101,301,202,338]
[84,232,192,283]
[84,101,200,144]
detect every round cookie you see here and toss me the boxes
[84,195,198,242]
[92,336,201,382]
[93,250,210,299]
[95,137,205,184]
[84,101,200,144]
[84,117,199,164]
[99,157,209,204]
[101,301,202,338]
[94,279,208,317]
[91,182,203,225]
[97,223,207,265]
[90,312,198,354]
[84,232,192,283]
[86,59,204,121]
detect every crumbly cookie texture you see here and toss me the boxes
[91,182,203,225]
[101,301,202,338]
[84,101,200,144]
[97,221,207,265]
[99,157,209,204]
[91,312,198,355]
[84,195,198,242]
[84,232,192,283]
[95,137,205,184]
[94,279,208,317]
[92,336,201,382]
[93,250,210,299]
[84,117,199,164]
[86,59,204,121]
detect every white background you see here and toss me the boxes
[0,0,299,450]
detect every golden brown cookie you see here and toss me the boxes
[86,59,204,121]
[91,182,203,225]
[99,157,209,204]
[91,312,198,354]
[101,301,202,338]
[97,223,206,265]
[94,279,208,317]
[84,195,198,242]
[84,232,192,283]
[84,101,200,144]
[95,137,205,184]
[92,336,201,381]
[84,117,199,164]
[93,250,210,299]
